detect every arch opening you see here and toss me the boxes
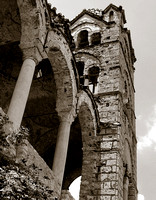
[109,10,114,21]
[62,116,82,190]
[77,30,89,48]
[91,32,101,45]
[76,61,85,85]
[22,58,59,168]
[88,66,100,94]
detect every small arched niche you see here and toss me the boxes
[77,30,89,48]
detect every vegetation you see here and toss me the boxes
[0,108,54,199]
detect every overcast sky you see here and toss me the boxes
[48,0,156,199]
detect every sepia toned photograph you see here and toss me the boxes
[0,0,156,199]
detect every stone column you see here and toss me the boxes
[52,118,72,190]
[123,176,129,200]
[7,58,36,129]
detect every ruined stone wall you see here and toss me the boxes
[0,2,136,200]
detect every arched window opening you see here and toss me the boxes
[109,10,114,21]
[69,176,81,200]
[76,61,85,85]
[88,66,100,94]
[77,30,89,48]
[91,32,101,45]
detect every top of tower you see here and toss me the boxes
[70,4,127,25]
[102,4,127,24]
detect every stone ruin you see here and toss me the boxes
[0,0,137,199]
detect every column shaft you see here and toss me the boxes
[52,120,71,188]
[7,58,36,129]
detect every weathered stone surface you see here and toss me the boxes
[0,2,137,200]
[61,190,75,200]
[71,4,137,200]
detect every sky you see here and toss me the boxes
[48,0,156,199]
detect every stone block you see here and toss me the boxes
[106,159,116,166]
[100,173,117,181]
[101,141,112,149]
[101,181,111,189]
[100,188,116,195]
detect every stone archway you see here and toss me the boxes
[77,90,97,137]
[77,90,99,199]
[60,90,99,200]
[40,29,78,192]
[46,29,77,118]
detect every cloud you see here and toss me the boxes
[138,194,145,200]
[137,105,156,151]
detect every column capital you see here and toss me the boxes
[59,112,75,124]
[19,44,44,65]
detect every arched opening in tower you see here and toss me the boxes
[109,10,114,21]
[88,66,100,93]
[77,30,89,48]
[76,61,85,85]
[91,32,101,45]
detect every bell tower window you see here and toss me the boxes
[88,66,100,94]
[76,61,85,85]
[77,30,89,48]
[109,11,114,21]
[91,32,101,45]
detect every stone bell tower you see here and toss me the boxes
[70,4,137,200]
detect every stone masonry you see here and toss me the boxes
[0,1,137,200]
